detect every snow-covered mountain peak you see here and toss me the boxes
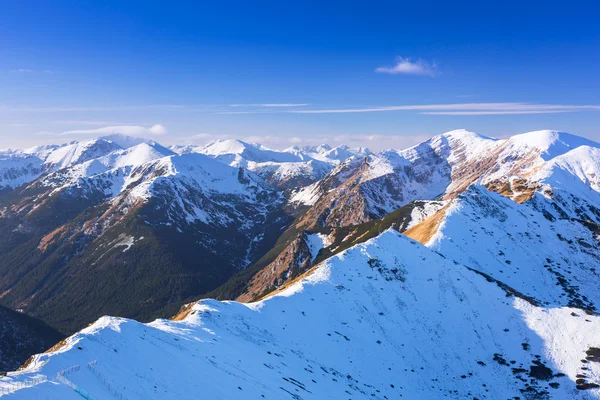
[112,142,173,167]
[44,138,123,170]
[125,152,272,202]
[531,145,600,202]
[200,138,254,156]
[438,128,492,140]
[98,133,159,149]
[504,130,600,161]
[199,139,300,165]
[425,129,500,162]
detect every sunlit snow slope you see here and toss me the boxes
[3,231,600,399]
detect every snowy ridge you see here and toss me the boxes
[44,139,123,171]
[531,146,600,204]
[0,154,44,189]
[4,230,600,399]
[123,152,273,202]
[289,130,600,230]
[481,130,600,185]
[503,130,599,161]
[198,139,301,166]
[424,185,600,310]
[0,134,171,191]
[194,139,369,189]
[39,143,174,198]
[287,129,499,215]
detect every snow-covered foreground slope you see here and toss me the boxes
[4,231,600,399]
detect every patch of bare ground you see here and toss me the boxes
[37,225,68,251]
[171,303,195,321]
[486,178,540,204]
[404,206,448,244]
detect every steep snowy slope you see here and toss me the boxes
[246,159,334,190]
[409,184,600,311]
[117,152,280,224]
[0,154,44,190]
[44,139,123,171]
[4,231,600,399]
[498,130,599,162]
[38,142,174,199]
[0,145,63,189]
[533,145,600,203]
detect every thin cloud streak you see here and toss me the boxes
[288,103,600,114]
[39,124,168,137]
[8,69,56,74]
[420,111,575,115]
[52,120,140,125]
[229,103,310,107]
[0,105,185,113]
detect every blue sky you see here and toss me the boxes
[1,0,599,150]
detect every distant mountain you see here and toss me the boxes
[177,139,370,190]
[0,305,64,372]
[0,137,288,334]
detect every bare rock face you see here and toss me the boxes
[237,232,315,302]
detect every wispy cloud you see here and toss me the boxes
[0,105,184,113]
[9,69,57,74]
[287,103,600,115]
[228,103,309,107]
[39,124,167,137]
[375,57,437,77]
[52,120,141,126]
[420,110,573,115]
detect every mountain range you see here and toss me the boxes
[1,129,600,399]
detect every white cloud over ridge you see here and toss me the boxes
[40,124,168,137]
